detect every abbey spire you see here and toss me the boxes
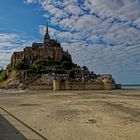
[44,22,50,44]
[46,22,49,34]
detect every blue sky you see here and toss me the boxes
[0,0,140,84]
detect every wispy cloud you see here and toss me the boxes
[0,33,34,68]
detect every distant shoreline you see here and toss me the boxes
[122,84,140,86]
[0,88,140,95]
[122,85,140,89]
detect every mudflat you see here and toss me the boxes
[0,90,140,140]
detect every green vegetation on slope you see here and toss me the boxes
[10,57,77,76]
[0,70,8,82]
[14,61,27,70]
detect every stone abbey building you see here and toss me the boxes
[11,24,71,67]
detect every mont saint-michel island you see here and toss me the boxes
[0,24,119,90]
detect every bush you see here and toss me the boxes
[31,60,47,71]
[0,70,8,82]
[14,61,26,70]
[61,61,74,70]
[61,55,72,62]
[55,68,66,74]
[40,67,52,73]
[0,69,3,74]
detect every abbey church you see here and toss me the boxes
[11,24,71,67]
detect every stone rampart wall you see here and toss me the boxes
[62,82,103,90]
[26,84,52,90]
[53,80,116,90]
[26,80,116,90]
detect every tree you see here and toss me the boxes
[14,61,26,70]
[61,55,72,62]
[0,70,8,82]
[30,60,46,71]
[61,61,74,70]
[0,69,3,74]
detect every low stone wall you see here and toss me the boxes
[26,80,116,90]
[26,84,52,90]
[53,80,116,90]
[62,82,104,90]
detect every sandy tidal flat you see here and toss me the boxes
[0,90,140,140]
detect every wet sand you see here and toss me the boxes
[0,90,140,140]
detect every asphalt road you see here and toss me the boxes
[0,114,27,140]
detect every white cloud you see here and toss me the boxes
[0,33,34,68]
[24,0,37,4]
[24,0,140,83]
[64,4,82,15]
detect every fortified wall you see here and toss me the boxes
[26,74,116,90]
[53,80,116,90]
[26,80,116,90]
